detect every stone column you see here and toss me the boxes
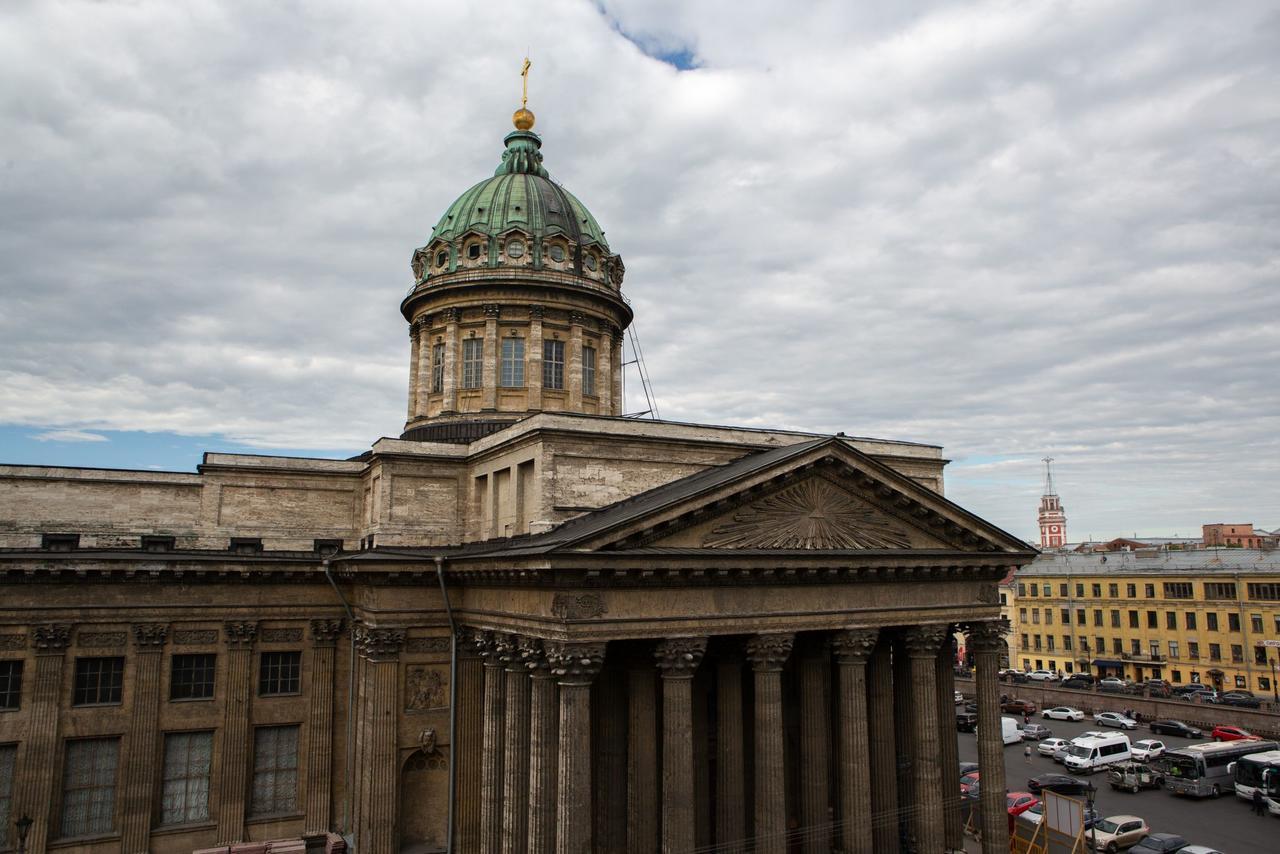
[415,318,433,417]
[353,626,405,854]
[967,621,1011,854]
[548,641,607,854]
[905,625,949,854]
[627,659,659,853]
[568,312,585,410]
[304,619,344,834]
[745,633,794,854]
[502,635,532,854]
[893,632,916,849]
[595,664,629,854]
[527,305,544,409]
[478,631,508,854]
[936,632,964,853]
[597,325,613,413]
[611,329,624,415]
[798,638,832,854]
[442,307,460,412]
[831,628,878,854]
[866,634,899,854]
[526,640,559,854]
[455,631,485,853]
[654,637,707,853]
[715,654,746,852]
[121,624,168,853]
[216,621,257,844]
[407,322,421,420]
[13,624,70,853]
[482,304,500,410]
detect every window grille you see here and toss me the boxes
[1247,582,1280,601]
[543,340,565,389]
[73,657,124,706]
[582,345,597,396]
[1163,582,1193,599]
[60,737,119,837]
[259,651,301,696]
[1204,582,1236,600]
[170,654,215,701]
[500,337,525,387]
[161,731,212,824]
[0,660,21,709]
[251,725,299,816]
[431,343,444,393]
[461,338,483,389]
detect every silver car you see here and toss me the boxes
[1094,711,1138,730]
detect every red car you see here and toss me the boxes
[1211,725,1259,742]
[961,771,980,796]
[1006,792,1039,817]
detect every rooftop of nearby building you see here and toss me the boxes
[1019,548,1280,575]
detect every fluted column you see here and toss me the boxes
[415,318,433,417]
[457,631,485,853]
[121,624,168,853]
[527,305,544,409]
[13,625,70,853]
[905,625,948,854]
[502,635,532,854]
[611,329,623,414]
[482,305,500,410]
[867,634,899,854]
[595,664,629,854]
[798,638,832,854]
[216,621,257,843]
[407,321,422,420]
[655,637,707,853]
[597,325,614,413]
[715,655,746,852]
[893,632,916,849]
[968,621,1011,854]
[831,629,878,854]
[568,312,584,410]
[549,641,607,854]
[478,631,508,854]
[936,632,964,853]
[527,640,559,854]
[305,619,344,834]
[745,633,794,854]
[442,307,459,412]
[353,625,405,854]
[627,659,659,852]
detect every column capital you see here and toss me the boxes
[528,304,545,320]
[441,307,461,323]
[355,624,405,661]
[546,641,607,686]
[654,637,707,679]
[745,632,795,672]
[32,623,72,652]
[903,624,949,658]
[831,628,879,664]
[224,621,258,648]
[483,303,501,319]
[132,622,169,651]
[309,618,345,646]
[472,629,504,665]
[964,619,1010,653]
[455,626,484,658]
[568,311,586,327]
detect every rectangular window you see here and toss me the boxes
[1164,582,1193,599]
[1061,609,1071,624]
[1146,611,1157,629]
[1167,611,1177,630]
[582,345,596,396]
[1031,610,1040,624]
[161,731,212,825]
[543,340,565,389]
[250,725,299,816]
[60,737,120,837]
[258,651,301,696]
[170,654,215,701]
[1168,641,1179,659]
[1063,635,1073,651]
[1256,646,1269,666]
[461,338,483,388]
[1229,612,1240,632]
[1018,583,1026,597]
[1033,634,1042,651]
[1042,584,1051,597]
[1206,612,1219,631]
[1045,609,1054,625]
[1020,633,1029,649]
[1047,636,1056,651]
[1092,584,1102,597]
[500,337,525,387]
[1060,583,1068,597]
[1185,612,1197,630]
[1095,637,1105,655]
[431,343,444,393]
[1126,583,1136,598]
[0,744,14,842]
[1109,583,1119,597]
[1093,609,1102,627]
[1131,639,1142,655]
[1204,582,1237,600]
[1209,643,1221,662]
[1019,608,1027,622]
[1112,638,1123,654]
[1248,582,1280,600]
[1076,610,1085,626]
[1145,583,1155,597]
[1188,641,1200,660]
[1110,610,1120,628]
[0,660,21,710]
[73,657,124,706]
[1251,614,1264,633]
[1029,584,1038,597]
[1128,610,1139,629]
[1076,583,1085,597]
[1231,644,1244,664]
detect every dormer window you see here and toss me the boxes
[584,254,597,272]
[548,244,566,263]
[505,239,525,259]
[436,251,448,268]
[468,244,482,260]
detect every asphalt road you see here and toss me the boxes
[954,709,1278,853]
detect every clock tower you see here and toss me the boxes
[1038,457,1067,549]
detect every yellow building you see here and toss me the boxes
[1010,549,1280,694]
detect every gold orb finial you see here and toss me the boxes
[513,107,535,131]
[513,56,535,130]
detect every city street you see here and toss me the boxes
[956,712,1279,852]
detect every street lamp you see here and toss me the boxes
[15,814,33,854]
[1084,783,1097,853]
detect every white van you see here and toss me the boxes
[1001,716,1022,746]
[1062,734,1132,773]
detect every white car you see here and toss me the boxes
[1056,732,1107,763]
[1038,737,1069,758]
[1130,739,1165,761]
[1094,711,1138,730]
[1043,706,1085,721]
[1088,815,1150,851]
[1027,669,1059,681]
[954,690,964,705]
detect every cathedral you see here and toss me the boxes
[0,91,1034,854]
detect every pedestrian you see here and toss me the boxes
[1023,712,1030,727]
[1024,744,1033,765]
[1253,788,1266,817]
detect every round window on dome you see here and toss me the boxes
[468,243,482,260]
[505,239,525,259]
[584,254,597,271]
[436,251,448,268]
[549,244,566,263]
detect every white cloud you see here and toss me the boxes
[30,429,110,443]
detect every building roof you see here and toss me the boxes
[1018,549,1280,576]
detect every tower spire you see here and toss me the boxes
[1037,456,1066,549]
[513,56,535,131]
[1042,457,1056,496]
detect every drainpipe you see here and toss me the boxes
[435,555,459,854]
[323,558,358,848]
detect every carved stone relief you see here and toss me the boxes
[172,629,218,646]
[405,665,449,711]
[260,627,303,643]
[406,636,451,653]
[0,634,25,650]
[77,632,127,648]
[551,593,606,620]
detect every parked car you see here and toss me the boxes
[1062,674,1095,690]
[1097,677,1128,692]
[1178,687,1217,702]
[964,700,979,714]
[1094,711,1138,730]
[1215,691,1262,708]
[1028,773,1090,795]
[1056,731,1107,763]
[1130,833,1190,853]
[1149,720,1203,739]
[1002,699,1037,715]
[1129,739,1166,761]
[1179,846,1226,854]
[1038,737,1069,758]
[956,711,978,733]
[1022,723,1053,741]
[1025,800,1099,828]
[959,761,979,777]
[1028,669,1059,681]
[1107,760,1164,793]
[1043,706,1085,721]
[954,690,964,705]
[1087,815,1150,853]
[1211,725,1258,741]
[1006,791,1039,817]
[960,771,980,796]
[1172,684,1207,697]
[1142,679,1172,698]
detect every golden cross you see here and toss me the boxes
[521,57,531,107]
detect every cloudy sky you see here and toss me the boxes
[2,0,1278,542]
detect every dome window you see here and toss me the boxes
[436,251,448,268]
[506,239,525,259]
[549,244,566,263]
[584,254,597,271]
[468,244,482,260]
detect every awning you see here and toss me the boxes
[1091,659,1126,667]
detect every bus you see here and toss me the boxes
[1162,739,1279,798]
[1231,748,1280,807]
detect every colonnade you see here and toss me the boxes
[455,621,1010,854]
